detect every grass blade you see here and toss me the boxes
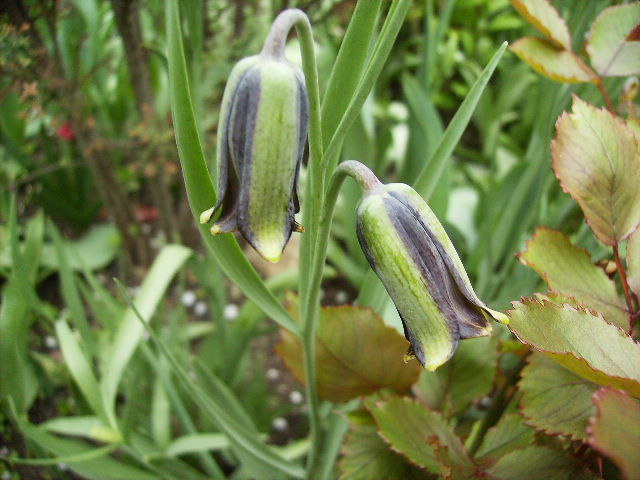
[101,245,191,427]
[116,281,305,479]
[414,41,508,200]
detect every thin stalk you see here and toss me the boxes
[262,9,325,478]
[300,161,380,478]
[613,244,635,333]
[467,356,527,456]
[596,77,615,113]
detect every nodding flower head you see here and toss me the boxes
[355,177,508,371]
[200,13,308,263]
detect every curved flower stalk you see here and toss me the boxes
[200,16,309,263]
[347,162,508,370]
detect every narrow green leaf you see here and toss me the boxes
[508,297,640,397]
[56,320,106,421]
[42,416,120,444]
[320,1,381,147]
[552,97,640,246]
[511,0,571,50]
[588,388,640,480]
[165,434,230,457]
[324,0,411,171]
[510,37,596,83]
[586,4,640,77]
[519,353,598,441]
[414,41,507,202]
[10,407,157,480]
[117,283,305,479]
[102,245,191,423]
[519,227,628,329]
[164,0,298,335]
[51,224,95,349]
[368,396,474,475]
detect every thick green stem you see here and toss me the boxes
[262,9,325,477]
[300,161,380,478]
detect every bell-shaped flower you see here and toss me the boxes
[200,25,308,263]
[356,179,508,370]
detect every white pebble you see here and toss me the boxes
[224,303,239,321]
[58,463,68,471]
[272,417,288,431]
[335,290,348,304]
[181,291,197,308]
[266,368,280,381]
[0,446,9,456]
[2,472,11,480]
[44,336,58,349]
[289,390,303,405]
[194,301,208,317]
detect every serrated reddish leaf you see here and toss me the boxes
[519,227,628,329]
[519,353,598,441]
[552,96,640,246]
[367,396,474,476]
[627,23,640,42]
[510,37,596,83]
[508,297,640,397]
[587,4,640,76]
[275,294,420,403]
[588,388,640,480]
[511,0,571,49]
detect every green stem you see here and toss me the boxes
[467,356,527,457]
[613,244,635,334]
[300,161,380,478]
[262,9,325,478]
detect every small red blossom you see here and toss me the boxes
[57,123,75,141]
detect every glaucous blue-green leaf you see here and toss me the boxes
[275,294,421,402]
[508,298,640,397]
[519,227,628,329]
[586,4,640,77]
[552,96,640,246]
[519,353,598,441]
[588,388,640,480]
[367,395,474,476]
[510,38,595,83]
[511,0,571,50]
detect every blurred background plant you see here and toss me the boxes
[1,0,638,479]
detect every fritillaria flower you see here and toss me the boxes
[200,16,308,263]
[353,168,508,370]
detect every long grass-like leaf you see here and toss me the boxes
[414,41,508,200]
[101,245,191,427]
[164,0,298,335]
[56,320,107,422]
[51,224,95,350]
[116,281,305,479]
